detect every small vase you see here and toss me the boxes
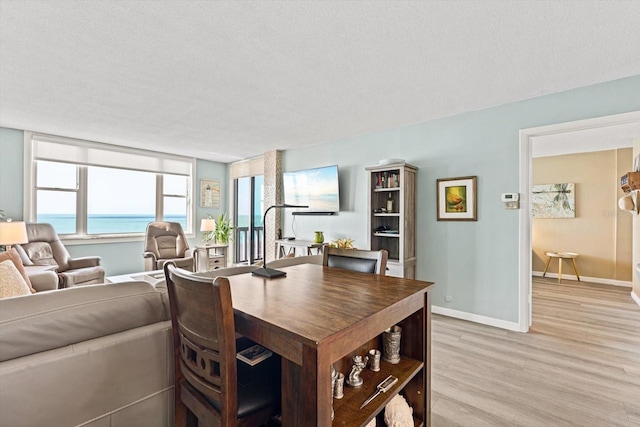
[314,231,324,243]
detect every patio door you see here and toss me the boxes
[234,175,264,264]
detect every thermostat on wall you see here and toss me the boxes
[501,193,519,209]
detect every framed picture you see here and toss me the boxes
[531,183,575,218]
[200,179,220,208]
[436,176,477,221]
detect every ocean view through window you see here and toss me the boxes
[37,214,187,235]
[28,132,195,238]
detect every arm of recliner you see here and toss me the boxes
[28,271,59,292]
[68,256,102,269]
[143,251,158,271]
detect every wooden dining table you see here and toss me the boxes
[228,263,435,426]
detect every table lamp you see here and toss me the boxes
[0,220,28,250]
[200,218,216,245]
[252,204,308,278]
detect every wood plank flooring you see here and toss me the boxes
[430,277,640,426]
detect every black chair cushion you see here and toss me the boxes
[327,255,377,273]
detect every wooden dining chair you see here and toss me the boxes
[164,263,281,427]
[322,247,388,275]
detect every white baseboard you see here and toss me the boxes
[532,271,632,288]
[431,305,522,332]
[631,290,640,308]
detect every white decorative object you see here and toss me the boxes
[377,158,405,166]
[365,417,376,427]
[384,394,413,427]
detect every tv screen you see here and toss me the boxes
[283,165,340,214]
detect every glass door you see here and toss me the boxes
[234,175,264,264]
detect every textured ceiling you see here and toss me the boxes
[1,1,640,163]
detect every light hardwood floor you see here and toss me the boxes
[431,276,640,426]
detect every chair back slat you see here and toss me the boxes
[164,263,238,421]
[322,247,388,275]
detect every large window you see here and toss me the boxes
[27,133,194,238]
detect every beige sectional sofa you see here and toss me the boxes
[0,280,174,427]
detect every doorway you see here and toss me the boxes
[234,175,264,264]
[518,111,640,332]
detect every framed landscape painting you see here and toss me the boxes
[437,176,477,221]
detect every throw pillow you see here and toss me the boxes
[0,248,36,293]
[0,260,32,299]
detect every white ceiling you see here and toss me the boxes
[1,1,640,163]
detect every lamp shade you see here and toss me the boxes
[200,219,216,232]
[0,221,28,246]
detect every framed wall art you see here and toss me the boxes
[436,176,477,221]
[200,179,220,208]
[531,183,575,218]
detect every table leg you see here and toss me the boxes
[557,258,563,284]
[542,256,552,277]
[571,258,581,281]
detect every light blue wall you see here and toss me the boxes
[282,75,640,323]
[2,75,639,319]
[0,128,229,275]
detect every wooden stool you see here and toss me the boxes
[543,252,580,283]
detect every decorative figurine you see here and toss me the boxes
[346,354,368,387]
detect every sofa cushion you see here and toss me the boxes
[0,249,35,293]
[0,281,169,362]
[0,261,32,299]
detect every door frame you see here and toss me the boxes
[518,110,640,332]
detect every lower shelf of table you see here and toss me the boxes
[332,356,423,427]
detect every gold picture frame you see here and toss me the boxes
[436,176,477,221]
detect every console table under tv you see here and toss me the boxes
[225,263,434,426]
[275,239,326,258]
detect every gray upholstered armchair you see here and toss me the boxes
[15,223,105,288]
[143,222,194,272]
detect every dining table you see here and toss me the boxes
[228,263,435,426]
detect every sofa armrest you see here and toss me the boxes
[68,256,101,269]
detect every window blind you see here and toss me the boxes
[229,157,264,179]
[30,133,193,176]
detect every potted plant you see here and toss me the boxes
[202,213,234,245]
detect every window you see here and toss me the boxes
[27,132,195,239]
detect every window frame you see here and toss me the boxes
[24,132,196,244]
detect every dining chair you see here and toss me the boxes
[322,247,388,275]
[164,263,281,427]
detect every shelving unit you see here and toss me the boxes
[331,306,428,427]
[366,162,418,278]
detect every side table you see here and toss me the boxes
[543,251,580,283]
[195,244,228,272]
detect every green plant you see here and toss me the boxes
[202,213,234,245]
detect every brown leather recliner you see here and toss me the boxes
[143,222,194,272]
[15,223,105,288]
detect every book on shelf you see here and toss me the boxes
[236,344,273,366]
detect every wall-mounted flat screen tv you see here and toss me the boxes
[283,165,340,215]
